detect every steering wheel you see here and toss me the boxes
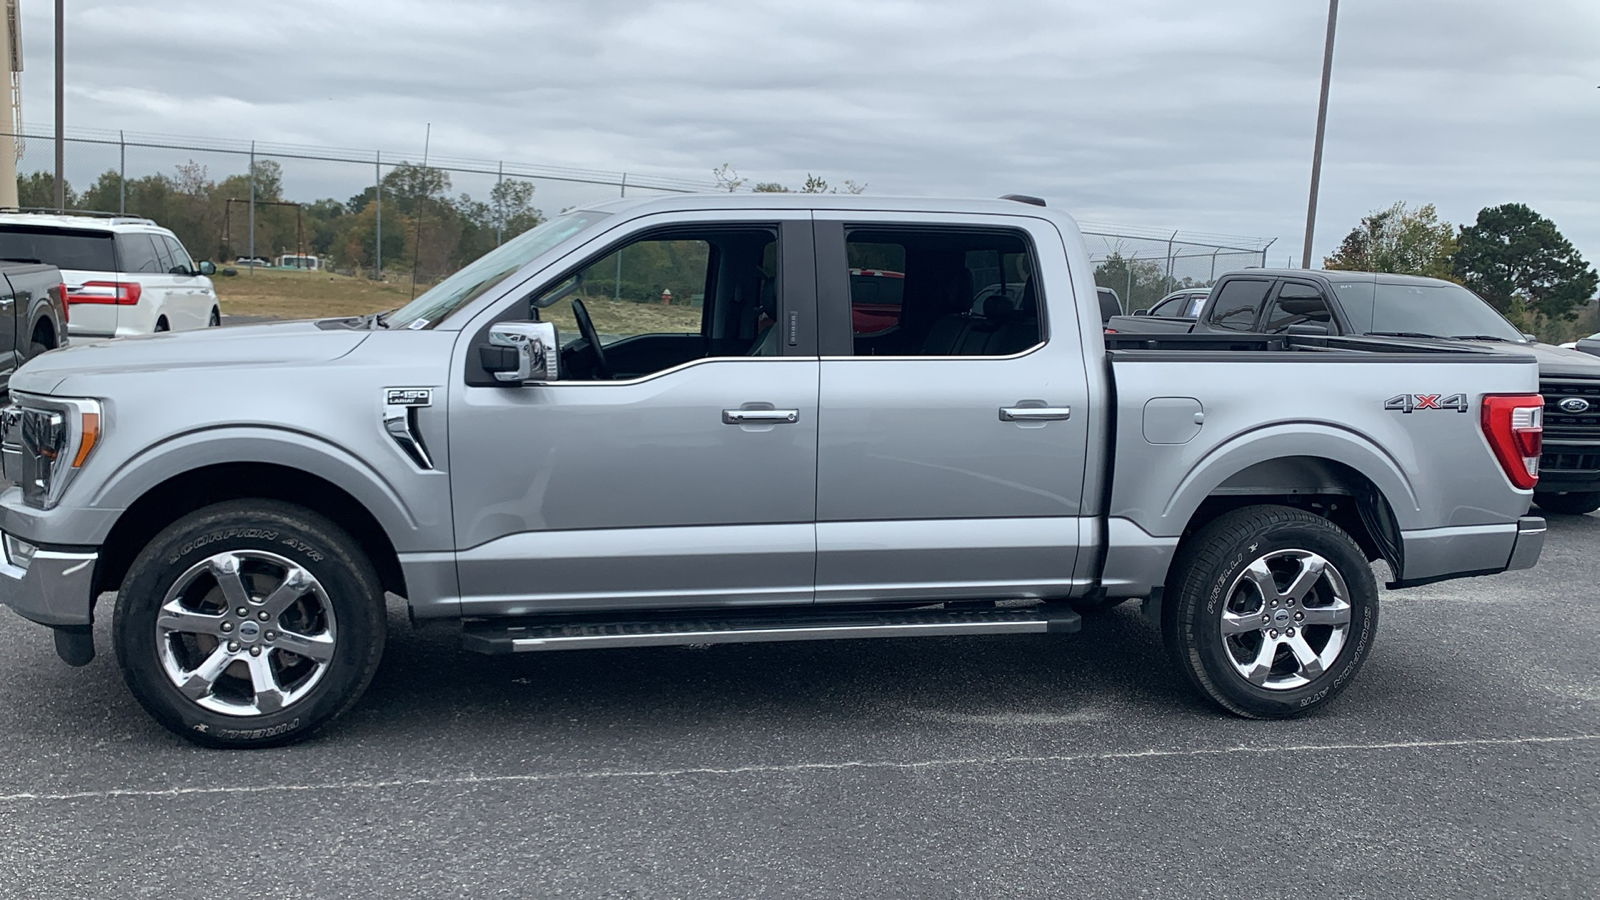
[570,297,612,380]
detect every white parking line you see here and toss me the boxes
[2,733,1594,805]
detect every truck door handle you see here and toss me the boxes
[722,409,799,425]
[999,406,1071,422]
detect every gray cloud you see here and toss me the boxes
[16,0,1600,265]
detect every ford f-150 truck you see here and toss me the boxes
[0,196,1547,747]
[1108,269,1600,515]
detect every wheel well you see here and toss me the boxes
[1181,456,1402,571]
[31,316,55,349]
[93,463,407,602]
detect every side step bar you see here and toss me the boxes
[462,603,1082,654]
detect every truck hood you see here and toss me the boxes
[1499,340,1600,379]
[11,320,372,395]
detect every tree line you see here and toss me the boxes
[1323,202,1597,341]
[16,161,546,283]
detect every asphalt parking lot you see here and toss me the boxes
[0,514,1595,899]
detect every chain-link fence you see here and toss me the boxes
[7,126,1274,312]
[1078,224,1276,313]
[7,126,707,286]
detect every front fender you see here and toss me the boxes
[86,425,431,549]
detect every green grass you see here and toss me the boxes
[213,268,704,336]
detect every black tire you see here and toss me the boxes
[1161,505,1378,718]
[28,341,49,360]
[209,307,221,327]
[1533,491,1600,516]
[112,500,386,748]
[154,317,170,333]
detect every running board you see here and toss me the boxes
[461,604,1082,654]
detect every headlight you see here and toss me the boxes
[1,395,103,510]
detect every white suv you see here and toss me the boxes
[0,212,220,338]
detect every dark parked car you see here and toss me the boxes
[1108,269,1600,515]
[1136,287,1210,318]
[0,260,68,389]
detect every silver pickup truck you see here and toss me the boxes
[0,195,1547,747]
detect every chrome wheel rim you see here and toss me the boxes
[1219,549,1352,691]
[156,550,337,717]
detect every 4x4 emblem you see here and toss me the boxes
[1559,397,1591,414]
[1385,393,1468,414]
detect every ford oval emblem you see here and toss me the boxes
[1559,397,1591,414]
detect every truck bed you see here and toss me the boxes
[1096,332,1540,593]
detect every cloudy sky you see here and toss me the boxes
[14,0,1600,265]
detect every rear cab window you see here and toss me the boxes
[1205,278,1272,332]
[0,225,116,271]
[839,227,1043,357]
[1260,281,1336,334]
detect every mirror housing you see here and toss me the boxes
[1132,308,1149,316]
[197,260,217,276]
[481,321,559,384]
[1521,332,1537,343]
[1285,323,1332,336]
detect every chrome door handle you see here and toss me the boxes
[723,409,799,425]
[0,298,13,308]
[999,406,1071,422]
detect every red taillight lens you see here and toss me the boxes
[67,281,142,306]
[1481,394,1543,490]
[55,282,67,323]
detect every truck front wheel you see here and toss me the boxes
[1162,505,1377,718]
[112,500,387,748]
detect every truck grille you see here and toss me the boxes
[1540,378,1600,475]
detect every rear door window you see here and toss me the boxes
[1205,278,1273,332]
[117,234,162,274]
[0,226,115,271]
[1260,281,1335,333]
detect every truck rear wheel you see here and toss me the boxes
[112,500,386,748]
[1162,505,1377,718]
[1534,491,1600,516]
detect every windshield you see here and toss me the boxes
[1334,279,1525,342]
[385,210,609,329]
[1367,282,1524,342]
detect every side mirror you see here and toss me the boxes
[1132,308,1149,316]
[481,321,559,384]
[1521,333,1537,343]
[1285,323,1332,336]
[197,260,217,276]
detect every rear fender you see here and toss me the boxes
[1154,423,1420,536]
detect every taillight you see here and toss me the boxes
[66,281,143,306]
[1481,394,1543,490]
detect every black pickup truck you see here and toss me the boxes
[0,261,67,391]
[1108,268,1600,515]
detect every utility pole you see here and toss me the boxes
[53,0,63,210]
[1301,0,1339,269]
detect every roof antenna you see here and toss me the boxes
[1000,194,1046,207]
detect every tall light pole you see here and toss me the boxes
[1301,0,1339,269]
[53,0,63,210]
